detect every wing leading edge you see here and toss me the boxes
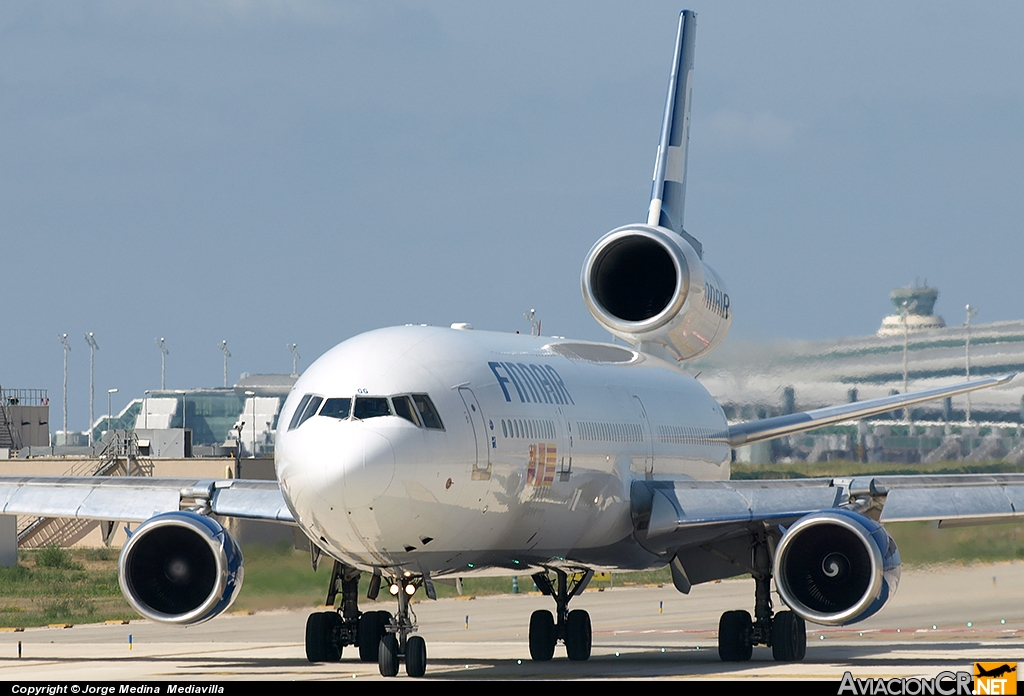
[0,477,294,524]
[727,373,1015,446]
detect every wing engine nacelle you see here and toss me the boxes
[118,511,244,625]
[581,224,731,361]
[774,509,900,626]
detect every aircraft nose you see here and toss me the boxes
[277,421,395,517]
[338,428,396,508]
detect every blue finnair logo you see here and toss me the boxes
[705,281,730,320]
[487,362,574,405]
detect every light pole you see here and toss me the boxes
[107,388,118,440]
[900,300,917,427]
[156,338,168,390]
[965,304,979,425]
[288,343,300,376]
[58,334,70,443]
[219,340,231,388]
[232,421,244,477]
[524,308,540,336]
[85,332,99,447]
[245,390,256,457]
[144,390,150,429]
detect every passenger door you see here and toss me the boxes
[458,387,491,481]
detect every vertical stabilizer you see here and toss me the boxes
[647,10,696,243]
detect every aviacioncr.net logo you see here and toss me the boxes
[838,671,973,695]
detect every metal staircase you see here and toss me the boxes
[0,386,23,453]
[18,430,153,549]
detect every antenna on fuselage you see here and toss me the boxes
[647,10,703,258]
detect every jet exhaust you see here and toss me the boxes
[582,224,731,361]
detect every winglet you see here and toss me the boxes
[647,10,697,238]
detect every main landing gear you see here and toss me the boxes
[717,533,806,663]
[305,560,365,663]
[304,562,428,677]
[528,569,595,662]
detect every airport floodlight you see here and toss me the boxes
[288,343,300,376]
[156,338,169,390]
[964,305,980,424]
[107,388,119,438]
[85,333,99,447]
[219,340,231,388]
[524,308,541,337]
[58,334,71,439]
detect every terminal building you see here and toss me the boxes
[90,373,296,458]
[2,374,296,460]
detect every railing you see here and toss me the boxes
[1,389,49,407]
[0,384,23,451]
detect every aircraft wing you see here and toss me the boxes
[727,374,1015,446]
[633,472,1024,592]
[0,476,295,524]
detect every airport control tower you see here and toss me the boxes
[877,283,946,336]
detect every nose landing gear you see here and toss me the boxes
[378,573,427,677]
[304,561,429,677]
[529,569,594,661]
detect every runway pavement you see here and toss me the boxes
[0,561,1020,680]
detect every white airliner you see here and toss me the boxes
[1,10,1021,679]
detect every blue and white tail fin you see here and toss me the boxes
[647,10,700,256]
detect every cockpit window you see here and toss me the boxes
[354,397,391,420]
[289,394,322,431]
[392,395,420,425]
[319,397,351,420]
[288,394,313,430]
[412,394,444,430]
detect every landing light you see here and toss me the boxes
[389,583,400,596]
[405,584,417,596]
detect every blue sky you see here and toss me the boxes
[3,1,1023,428]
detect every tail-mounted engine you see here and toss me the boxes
[581,224,731,362]
[118,511,244,625]
[774,509,901,626]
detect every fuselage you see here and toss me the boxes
[275,324,731,578]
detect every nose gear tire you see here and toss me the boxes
[529,609,556,661]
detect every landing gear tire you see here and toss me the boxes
[565,609,592,661]
[718,610,753,662]
[771,610,806,662]
[378,633,400,677]
[405,635,427,677]
[305,611,341,662]
[529,609,556,661]
[359,610,391,662]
